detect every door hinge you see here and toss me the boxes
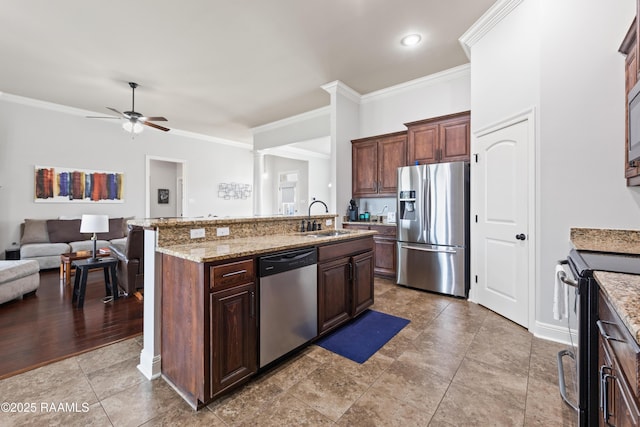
[474,154,478,163]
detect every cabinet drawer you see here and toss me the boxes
[317,237,374,262]
[599,289,640,396]
[370,225,396,237]
[210,259,255,289]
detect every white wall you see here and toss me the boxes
[0,96,253,251]
[468,0,640,338]
[538,0,639,326]
[359,65,471,137]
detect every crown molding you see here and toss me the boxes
[0,91,252,150]
[259,138,331,160]
[360,64,470,104]
[321,80,362,104]
[0,92,100,117]
[250,106,330,135]
[459,0,525,59]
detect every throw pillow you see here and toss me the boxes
[96,217,125,240]
[21,219,50,244]
[47,219,85,243]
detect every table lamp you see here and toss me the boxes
[80,214,109,262]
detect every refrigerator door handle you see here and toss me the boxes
[400,244,457,254]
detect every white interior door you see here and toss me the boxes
[473,116,532,327]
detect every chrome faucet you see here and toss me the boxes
[308,199,328,218]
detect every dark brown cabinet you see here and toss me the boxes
[352,131,407,197]
[317,237,374,335]
[597,288,640,426]
[210,280,257,398]
[343,223,397,278]
[161,255,257,408]
[620,18,640,186]
[405,111,470,165]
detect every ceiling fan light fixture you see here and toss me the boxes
[122,120,144,134]
[401,33,422,47]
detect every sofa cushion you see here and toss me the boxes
[47,219,85,243]
[0,260,40,284]
[109,237,127,246]
[21,219,50,245]
[96,217,125,241]
[70,240,110,253]
[21,243,70,258]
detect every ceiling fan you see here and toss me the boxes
[87,82,170,133]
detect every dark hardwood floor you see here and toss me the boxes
[0,268,143,380]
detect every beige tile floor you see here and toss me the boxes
[0,278,578,426]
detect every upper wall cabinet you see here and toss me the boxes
[352,131,407,198]
[405,111,471,165]
[620,18,640,186]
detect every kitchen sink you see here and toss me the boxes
[304,229,352,238]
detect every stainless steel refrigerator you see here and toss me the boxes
[396,161,469,297]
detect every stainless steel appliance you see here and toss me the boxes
[558,250,640,426]
[258,248,317,368]
[396,162,469,297]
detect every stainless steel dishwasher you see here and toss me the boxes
[259,247,317,368]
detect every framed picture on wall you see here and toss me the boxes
[158,188,169,204]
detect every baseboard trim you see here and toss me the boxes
[532,320,578,346]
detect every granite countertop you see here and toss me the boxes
[571,227,640,254]
[343,221,396,227]
[130,214,338,229]
[156,229,376,262]
[594,271,640,345]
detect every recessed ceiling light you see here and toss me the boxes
[401,33,422,47]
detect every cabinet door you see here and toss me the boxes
[439,115,470,162]
[317,257,351,335]
[352,140,378,197]
[378,134,407,195]
[373,236,396,278]
[352,251,374,317]
[407,123,438,165]
[210,282,257,398]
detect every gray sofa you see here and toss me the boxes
[0,260,40,304]
[19,218,130,269]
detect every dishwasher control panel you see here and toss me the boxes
[258,248,317,277]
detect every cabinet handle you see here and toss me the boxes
[222,269,247,278]
[349,262,353,281]
[601,367,616,426]
[250,290,255,318]
[597,320,625,343]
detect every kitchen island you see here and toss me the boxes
[129,215,376,409]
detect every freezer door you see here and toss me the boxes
[426,162,468,246]
[397,165,427,244]
[396,242,468,297]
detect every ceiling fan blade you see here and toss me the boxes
[106,107,127,118]
[142,116,168,122]
[143,121,170,132]
[86,115,120,119]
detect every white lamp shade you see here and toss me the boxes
[80,214,109,233]
[123,120,144,134]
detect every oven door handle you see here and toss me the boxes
[558,270,578,288]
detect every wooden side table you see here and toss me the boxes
[60,251,108,285]
[72,257,119,309]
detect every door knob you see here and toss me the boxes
[515,233,526,241]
